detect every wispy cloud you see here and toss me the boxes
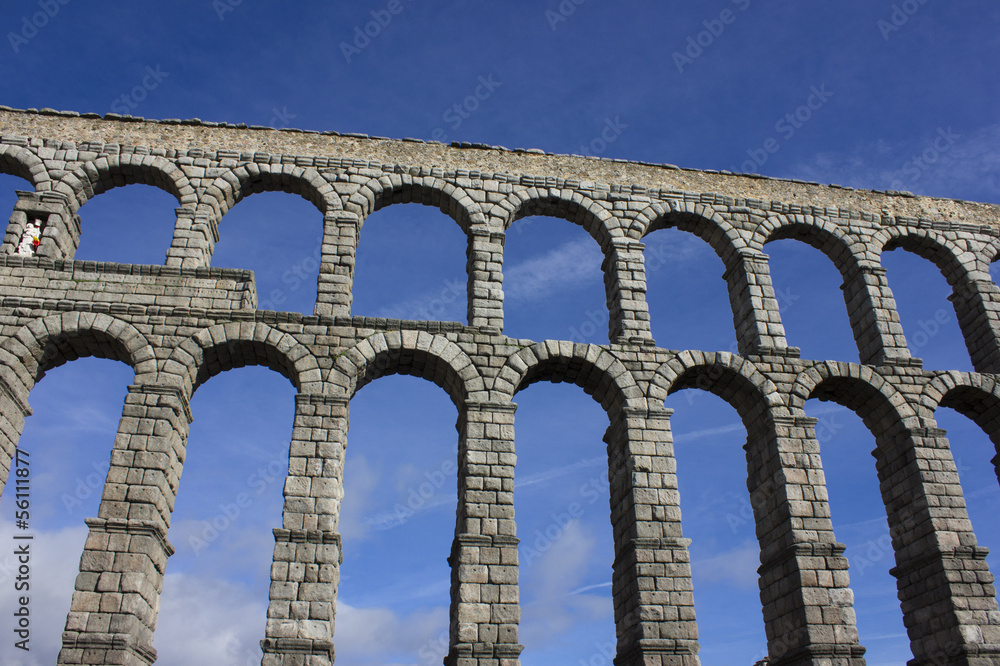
[787,122,1000,202]
[690,539,760,590]
[504,237,605,302]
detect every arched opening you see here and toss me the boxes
[0,173,28,218]
[155,366,294,665]
[882,245,971,371]
[764,238,857,361]
[352,203,468,322]
[504,216,606,343]
[0,357,133,665]
[514,381,615,664]
[643,227,736,352]
[212,191,322,315]
[335,375,455,664]
[0,172,33,251]
[662,388,766,662]
[933,405,1000,572]
[801,398,907,662]
[74,184,178,264]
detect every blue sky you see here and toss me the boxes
[0,1,998,665]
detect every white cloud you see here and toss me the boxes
[504,238,604,302]
[333,601,449,666]
[520,520,612,647]
[339,453,381,541]
[0,518,88,666]
[691,539,761,590]
[788,122,1000,201]
[155,573,268,666]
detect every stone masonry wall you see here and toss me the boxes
[0,106,998,665]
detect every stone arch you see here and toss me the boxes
[631,200,747,263]
[788,361,916,432]
[345,173,485,232]
[163,322,322,399]
[329,331,485,406]
[0,312,157,400]
[756,213,868,277]
[649,350,784,425]
[492,188,620,249]
[196,163,342,223]
[55,154,196,213]
[921,371,1000,446]
[0,144,48,190]
[878,226,977,286]
[494,341,643,415]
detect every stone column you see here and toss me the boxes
[841,263,911,365]
[315,212,358,318]
[873,423,1000,665]
[748,414,866,665]
[604,237,653,344]
[0,377,31,495]
[724,251,789,355]
[447,400,522,666]
[58,384,191,666]
[950,277,1000,374]
[468,228,505,332]
[1,190,79,260]
[164,208,218,269]
[605,405,700,665]
[261,394,348,666]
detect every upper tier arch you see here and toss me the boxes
[54,155,196,213]
[755,213,869,277]
[345,174,485,232]
[0,144,47,190]
[197,164,341,222]
[492,188,621,249]
[631,201,747,264]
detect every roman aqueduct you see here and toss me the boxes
[0,106,998,665]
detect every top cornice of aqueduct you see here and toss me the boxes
[2,105,998,229]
